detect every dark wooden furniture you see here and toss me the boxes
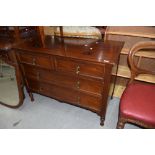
[0,27,40,107]
[117,41,155,129]
[37,26,64,47]
[14,36,124,126]
[0,38,25,107]
[0,27,37,40]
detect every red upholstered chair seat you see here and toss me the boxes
[120,82,155,127]
[117,41,155,129]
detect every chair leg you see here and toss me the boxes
[117,118,126,129]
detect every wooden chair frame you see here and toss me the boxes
[117,41,155,129]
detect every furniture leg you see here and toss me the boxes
[100,116,105,126]
[28,92,34,102]
[117,118,125,129]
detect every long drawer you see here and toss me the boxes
[40,82,78,104]
[55,57,105,79]
[22,65,103,95]
[40,82,101,112]
[18,52,53,70]
[26,78,102,112]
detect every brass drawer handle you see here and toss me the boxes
[76,81,80,89]
[76,66,80,74]
[76,71,80,74]
[32,58,36,65]
[77,96,80,104]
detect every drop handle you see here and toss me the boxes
[76,66,80,74]
[76,81,80,89]
[32,58,36,65]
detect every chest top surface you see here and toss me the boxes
[15,36,124,65]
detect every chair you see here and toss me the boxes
[117,41,155,129]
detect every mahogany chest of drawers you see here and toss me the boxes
[14,37,124,126]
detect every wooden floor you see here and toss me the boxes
[110,77,128,98]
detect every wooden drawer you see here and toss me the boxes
[56,57,105,78]
[77,77,103,95]
[38,69,77,88]
[78,93,102,112]
[39,82,101,112]
[22,64,76,90]
[39,82,78,104]
[18,52,53,70]
[23,65,103,95]
[39,69,103,95]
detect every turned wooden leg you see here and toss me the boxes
[29,92,34,102]
[100,116,105,126]
[25,85,34,102]
[116,118,125,129]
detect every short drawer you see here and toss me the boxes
[77,93,102,112]
[18,52,53,70]
[56,57,105,78]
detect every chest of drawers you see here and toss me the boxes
[15,37,124,126]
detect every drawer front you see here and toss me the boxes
[39,83,101,112]
[19,53,53,70]
[77,77,103,95]
[78,93,102,112]
[39,82,78,104]
[23,66,103,95]
[27,78,102,112]
[56,58,77,73]
[56,57,105,78]
[79,63,104,78]
[39,69,77,88]
[39,70,103,95]
[22,66,77,89]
